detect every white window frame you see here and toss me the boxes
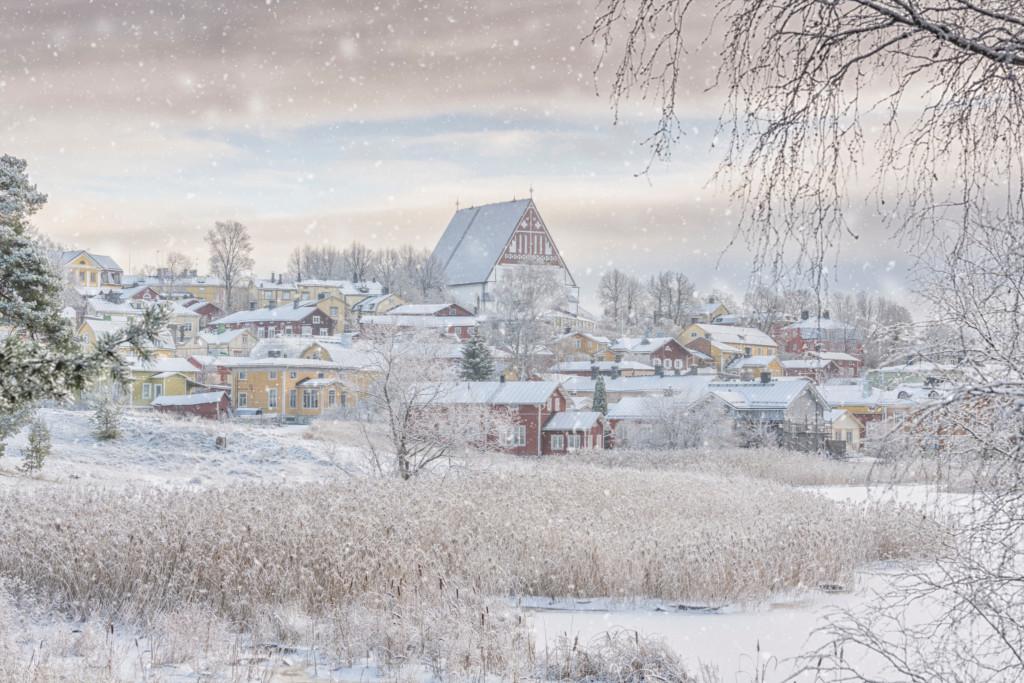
[268,388,278,409]
[238,392,248,407]
[142,383,152,399]
[302,389,320,409]
[567,433,582,450]
[238,370,247,380]
[551,434,564,451]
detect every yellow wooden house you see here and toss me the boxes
[220,357,358,420]
[61,250,123,291]
[679,323,778,371]
[128,358,203,407]
[549,331,612,362]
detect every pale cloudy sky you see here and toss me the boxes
[0,0,912,308]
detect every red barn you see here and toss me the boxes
[213,301,335,339]
[151,391,230,419]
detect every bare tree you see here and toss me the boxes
[396,245,448,303]
[340,242,374,282]
[647,270,697,329]
[599,268,648,333]
[162,251,194,295]
[489,261,567,378]
[359,328,514,479]
[288,244,344,281]
[614,395,735,450]
[371,247,403,294]
[205,220,254,312]
[590,1,1024,291]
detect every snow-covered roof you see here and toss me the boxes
[199,329,250,345]
[305,342,376,369]
[361,314,478,328]
[543,411,601,432]
[692,301,727,316]
[387,303,468,316]
[151,391,226,407]
[426,380,560,406]
[606,395,701,421]
[610,337,678,354]
[811,351,860,363]
[297,279,384,296]
[217,305,318,324]
[726,355,778,370]
[79,317,129,336]
[254,279,298,291]
[781,359,833,370]
[785,317,854,331]
[213,357,343,370]
[817,383,881,407]
[827,408,861,425]
[61,250,122,272]
[553,331,610,346]
[549,360,655,373]
[558,374,715,401]
[351,293,396,312]
[249,337,318,359]
[131,358,200,375]
[872,362,957,374]
[708,378,821,411]
[86,298,138,317]
[691,324,777,348]
[431,198,535,286]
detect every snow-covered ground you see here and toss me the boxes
[0,408,366,489]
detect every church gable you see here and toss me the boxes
[497,205,571,278]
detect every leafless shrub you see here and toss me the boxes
[541,628,696,682]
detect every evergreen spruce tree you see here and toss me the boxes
[91,394,124,441]
[19,417,50,474]
[460,334,495,381]
[592,375,608,415]
[0,155,168,428]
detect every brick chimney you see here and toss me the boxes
[760,371,771,384]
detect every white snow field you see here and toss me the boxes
[0,409,952,682]
[0,408,366,489]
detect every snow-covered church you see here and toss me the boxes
[430,198,579,315]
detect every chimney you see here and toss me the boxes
[270,272,275,283]
[499,373,506,383]
[801,310,810,320]
[823,310,831,320]
[760,371,772,384]
[278,273,283,284]
[612,364,621,380]
[590,364,598,380]
[249,301,256,311]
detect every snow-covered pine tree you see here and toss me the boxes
[91,394,124,441]
[459,333,495,381]
[0,155,168,423]
[19,416,50,474]
[592,375,608,415]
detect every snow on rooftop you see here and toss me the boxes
[543,411,601,432]
[151,391,226,407]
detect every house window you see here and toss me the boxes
[652,357,661,366]
[142,383,152,399]
[238,370,248,380]
[302,389,319,409]
[567,433,582,450]
[328,389,336,407]
[744,347,752,357]
[289,390,297,408]
[505,425,527,447]
[282,291,292,300]
[268,388,278,409]
[290,371,297,379]
[183,322,193,332]
[269,370,278,380]
[330,307,339,317]
[264,291,273,300]
[674,358,683,369]
[257,327,267,338]
[575,339,581,349]
[846,431,853,443]
[301,325,313,337]
[551,434,564,450]
[319,328,329,337]
[690,332,697,338]
[238,393,248,407]
[313,316,321,324]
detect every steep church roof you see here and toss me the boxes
[432,199,532,285]
[432,198,575,289]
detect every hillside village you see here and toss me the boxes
[51,198,948,457]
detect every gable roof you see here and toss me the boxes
[61,250,122,272]
[432,199,532,285]
[131,358,200,375]
[199,328,251,345]
[708,378,823,411]
[543,411,602,432]
[688,323,778,348]
[388,303,471,316]
[610,337,679,354]
[426,380,560,406]
[727,355,778,370]
[217,305,320,324]
[549,360,655,373]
